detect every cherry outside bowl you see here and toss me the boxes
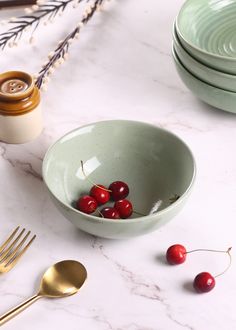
[42,120,196,239]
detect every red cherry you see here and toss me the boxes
[100,207,120,219]
[166,244,187,265]
[76,195,97,214]
[109,181,129,201]
[90,185,110,205]
[193,272,215,293]
[114,199,133,219]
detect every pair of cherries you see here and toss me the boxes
[166,244,232,293]
[77,181,133,219]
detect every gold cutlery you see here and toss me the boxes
[0,260,87,326]
[0,226,36,274]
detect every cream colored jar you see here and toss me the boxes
[0,71,42,144]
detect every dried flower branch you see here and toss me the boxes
[0,0,84,50]
[35,0,105,90]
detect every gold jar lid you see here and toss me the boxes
[0,71,40,116]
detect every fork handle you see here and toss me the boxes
[0,294,41,326]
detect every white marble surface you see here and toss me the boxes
[0,0,236,329]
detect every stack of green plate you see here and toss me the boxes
[173,0,236,113]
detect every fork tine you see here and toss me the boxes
[0,228,25,262]
[0,226,20,254]
[4,234,36,271]
[2,231,31,266]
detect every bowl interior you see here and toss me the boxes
[177,0,236,58]
[43,121,195,218]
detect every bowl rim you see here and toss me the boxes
[172,45,236,95]
[173,22,236,80]
[176,0,236,62]
[42,120,196,224]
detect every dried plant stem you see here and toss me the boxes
[35,0,104,89]
[0,0,83,50]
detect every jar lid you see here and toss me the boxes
[0,71,34,101]
[0,71,40,116]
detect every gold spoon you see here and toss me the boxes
[0,260,87,326]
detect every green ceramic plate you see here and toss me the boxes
[172,47,236,114]
[43,120,196,239]
[173,24,236,92]
[176,0,236,74]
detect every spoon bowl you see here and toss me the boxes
[0,260,87,326]
[39,260,87,298]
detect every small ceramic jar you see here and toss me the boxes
[0,71,42,144]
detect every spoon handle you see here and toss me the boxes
[0,294,41,326]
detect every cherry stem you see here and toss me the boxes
[97,209,104,218]
[186,247,232,279]
[214,247,232,278]
[80,160,112,192]
[186,248,231,255]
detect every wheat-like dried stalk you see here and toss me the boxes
[0,0,85,49]
[35,0,104,89]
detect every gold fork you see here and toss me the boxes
[0,226,36,274]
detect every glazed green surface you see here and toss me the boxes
[43,121,195,239]
[173,26,236,92]
[173,48,236,114]
[176,0,236,74]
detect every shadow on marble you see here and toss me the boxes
[155,253,169,266]
[182,280,196,294]
[194,98,236,120]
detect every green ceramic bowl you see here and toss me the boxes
[173,25,236,93]
[42,120,196,239]
[172,47,236,114]
[176,0,236,74]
